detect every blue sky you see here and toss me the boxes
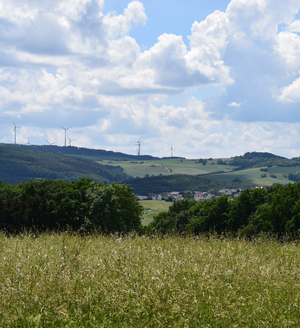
[1,0,300,158]
[103,0,230,48]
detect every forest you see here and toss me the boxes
[0,145,129,184]
[0,178,142,233]
[5,143,160,161]
[1,178,300,237]
[128,174,254,194]
[148,182,300,236]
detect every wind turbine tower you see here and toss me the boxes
[135,138,142,156]
[13,122,21,144]
[168,144,175,157]
[68,137,75,146]
[59,125,72,147]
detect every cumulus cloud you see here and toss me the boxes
[1,0,300,158]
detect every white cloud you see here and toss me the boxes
[228,102,241,107]
[278,74,300,102]
[1,0,300,158]
[276,32,300,70]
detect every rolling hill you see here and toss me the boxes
[1,143,300,192]
[0,145,129,184]
[3,143,161,161]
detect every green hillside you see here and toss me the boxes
[3,143,160,161]
[108,158,236,178]
[108,152,300,189]
[2,143,300,191]
[0,145,129,184]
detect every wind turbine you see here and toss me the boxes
[25,137,31,145]
[168,144,175,157]
[68,137,75,146]
[135,138,142,156]
[45,139,58,146]
[13,122,21,144]
[59,125,72,147]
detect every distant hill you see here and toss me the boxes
[0,145,129,184]
[241,152,286,159]
[127,174,255,195]
[2,143,161,161]
[229,151,300,169]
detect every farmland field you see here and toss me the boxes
[140,200,171,225]
[107,158,236,178]
[1,233,300,327]
[105,158,299,187]
[208,167,291,185]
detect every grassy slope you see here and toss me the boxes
[109,156,300,188]
[108,158,235,178]
[2,143,299,189]
[2,233,300,327]
[208,167,290,186]
[140,200,172,226]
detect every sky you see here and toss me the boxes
[1,0,300,159]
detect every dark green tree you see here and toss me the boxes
[86,181,143,233]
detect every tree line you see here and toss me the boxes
[0,179,142,233]
[148,182,300,237]
[128,174,254,195]
[2,178,300,237]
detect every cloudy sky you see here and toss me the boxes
[1,0,300,158]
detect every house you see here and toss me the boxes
[172,194,184,201]
[194,193,203,201]
[156,194,163,201]
[148,193,158,200]
[138,195,147,200]
[219,189,232,196]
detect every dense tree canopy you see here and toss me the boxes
[0,179,142,233]
[2,178,300,237]
[148,183,300,236]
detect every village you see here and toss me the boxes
[138,186,269,202]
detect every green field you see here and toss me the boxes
[208,167,291,186]
[107,158,235,178]
[107,158,299,187]
[268,165,300,174]
[2,233,300,327]
[140,200,171,225]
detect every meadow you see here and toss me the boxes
[107,158,296,186]
[205,167,290,186]
[140,200,172,226]
[1,232,300,327]
[108,158,235,179]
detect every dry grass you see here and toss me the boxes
[1,232,300,327]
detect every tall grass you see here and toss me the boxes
[1,232,300,327]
